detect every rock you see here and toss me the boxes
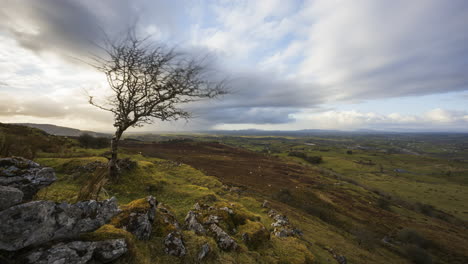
[22,239,127,264]
[185,210,206,235]
[193,202,201,210]
[94,239,128,263]
[219,207,234,215]
[267,209,278,217]
[0,185,23,210]
[197,243,210,261]
[262,200,270,208]
[116,196,157,240]
[0,197,120,251]
[24,240,96,264]
[336,255,347,264]
[273,227,295,237]
[164,231,186,257]
[158,204,181,230]
[209,224,237,251]
[204,214,222,225]
[0,157,56,200]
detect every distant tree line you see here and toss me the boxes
[77,133,110,149]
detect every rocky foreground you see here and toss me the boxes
[0,157,307,264]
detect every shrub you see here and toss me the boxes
[377,197,391,210]
[78,133,110,148]
[404,245,432,264]
[397,228,433,249]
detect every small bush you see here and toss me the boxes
[404,245,432,264]
[377,197,391,210]
[78,133,110,148]
[397,228,433,249]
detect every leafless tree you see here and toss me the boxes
[88,29,227,179]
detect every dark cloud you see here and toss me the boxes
[1,0,467,129]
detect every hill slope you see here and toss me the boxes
[13,123,109,137]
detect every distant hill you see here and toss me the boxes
[13,123,110,137]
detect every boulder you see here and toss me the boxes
[262,200,270,208]
[94,239,129,263]
[0,197,120,251]
[22,239,127,264]
[113,196,157,240]
[185,210,206,235]
[0,157,56,200]
[197,243,211,261]
[209,224,237,251]
[0,185,23,210]
[164,231,186,257]
[203,214,222,225]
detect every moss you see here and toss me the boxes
[237,220,270,250]
[110,197,152,228]
[271,237,315,264]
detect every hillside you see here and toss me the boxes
[1,124,467,264]
[14,123,110,137]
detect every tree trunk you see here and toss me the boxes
[108,128,123,179]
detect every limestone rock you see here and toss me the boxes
[203,214,222,225]
[0,197,120,251]
[22,239,127,264]
[116,196,157,240]
[24,240,96,264]
[0,185,23,210]
[209,224,237,251]
[185,210,206,235]
[197,243,211,261]
[0,157,56,200]
[94,239,128,263]
[164,231,186,257]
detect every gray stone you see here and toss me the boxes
[0,185,23,210]
[203,214,222,225]
[209,224,237,251]
[185,210,206,235]
[22,239,127,264]
[197,243,210,261]
[219,207,234,215]
[0,197,120,251]
[0,157,56,200]
[164,231,186,257]
[262,200,270,208]
[120,196,157,240]
[24,240,96,264]
[94,239,128,263]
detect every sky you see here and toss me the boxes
[0,0,467,132]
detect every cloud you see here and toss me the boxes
[0,0,467,131]
[215,108,468,132]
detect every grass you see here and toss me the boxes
[4,123,467,264]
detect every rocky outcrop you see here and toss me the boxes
[324,247,347,264]
[0,157,56,200]
[22,239,127,264]
[113,196,157,240]
[0,185,23,210]
[209,223,238,251]
[0,197,120,251]
[185,210,207,235]
[197,243,211,261]
[0,157,128,264]
[164,231,186,257]
[268,209,302,238]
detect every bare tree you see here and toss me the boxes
[88,29,227,179]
